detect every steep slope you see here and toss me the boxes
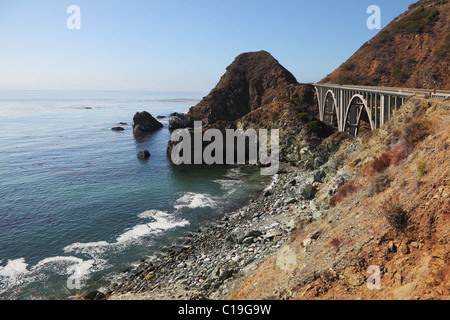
[321,0,450,90]
[223,96,450,300]
[188,51,299,124]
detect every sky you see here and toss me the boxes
[0,0,415,91]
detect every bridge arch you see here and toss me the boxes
[323,90,339,128]
[344,94,374,136]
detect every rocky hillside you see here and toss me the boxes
[321,0,450,90]
[168,51,334,166]
[221,96,450,300]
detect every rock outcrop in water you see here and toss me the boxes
[132,111,163,136]
[137,150,151,160]
[168,112,193,131]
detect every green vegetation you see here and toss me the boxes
[297,112,309,122]
[378,31,394,44]
[391,6,440,34]
[392,66,410,83]
[306,120,322,133]
[433,34,450,58]
[416,158,428,177]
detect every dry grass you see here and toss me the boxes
[382,195,409,230]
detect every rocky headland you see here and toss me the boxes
[166,51,334,167]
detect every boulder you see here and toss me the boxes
[137,149,151,160]
[284,197,297,205]
[81,290,107,300]
[132,111,163,136]
[226,229,263,245]
[298,183,314,200]
[168,112,193,131]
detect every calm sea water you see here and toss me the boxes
[0,91,271,299]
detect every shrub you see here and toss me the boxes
[391,6,440,34]
[297,112,310,122]
[416,158,427,177]
[307,120,322,133]
[433,34,450,58]
[378,31,394,44]
[402,119,432,149]
[427,8,439,21]
[390,144,406,165]
[383,195,408,230]
[392,66,410,83]
[330,182,356,206]
[370,173,392,194]
[329,237,341,253]
[370,152,392,173]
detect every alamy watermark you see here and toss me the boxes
[367,5,381,30]
[66,269,82,290]
[66,5,81,30]
[170,122,279,176]
[366,265,382,290]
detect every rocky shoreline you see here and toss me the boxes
[99,162,324,300]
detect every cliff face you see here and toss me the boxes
[188,51,299,125]
[321,0,450,90]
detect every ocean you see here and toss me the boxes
[0,91,271,299]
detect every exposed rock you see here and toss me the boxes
[111,127,125,131]
[276,245,297,271]
[263,189,272,197]
[81,290,107,300]
[137,150,151,160]
[168,112,193,131]
[132,111,163,136]
[399,243,410,255]
[188,51,298,125]
[226,229,263,245]
[298,183,314,200]
[284,197,297,205]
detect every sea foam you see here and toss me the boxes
[174,193,217,210]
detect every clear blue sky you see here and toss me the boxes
[0,0,415,91]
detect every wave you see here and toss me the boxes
[0,210,188,296]
[0,256,106,295]
[65,210,188,255]
[213,179,239,196]
[117,210,189,243]
[225,167,246,180]
[264,174,278,191]
[174,193,217,210]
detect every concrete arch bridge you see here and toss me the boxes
[314,84,450,136]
